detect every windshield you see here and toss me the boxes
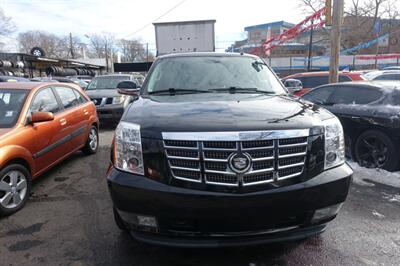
[144,56,286,94]
[0,89,28,128]
[86,76,130,90]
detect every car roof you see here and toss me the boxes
[157,52,259,60]
[0,82,48,90]
[316,80,400,91]
[93,74,132,78]
[286,71,359,78]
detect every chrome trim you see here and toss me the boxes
[277,171,303,181]
[278,142,308,147]
[278,152,307,158]
[243,178,274,186]
[170,166,200,172]
[164,145,199,150]
[172,175,202,183]
[245,168,274,175]
[166,155,200,160]
[162,129,310,141]
[203,158,228,162]
[252,156,274,162]
[204,169,236,175]
[278,162,305,169]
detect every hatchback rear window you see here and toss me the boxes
[0,89,28,128]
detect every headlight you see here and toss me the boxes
[114,122,144,175]
[323,117,345,170]
[112,95,127,104]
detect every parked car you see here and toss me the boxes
[363,70,400,81]
[107,52,353,247]
[382,66,400,71]
[66,75,93,83]
[0,76,30,82]
[283,71,365,96]
[85,74,141,121]
[302,81,400,171]
[0,82,99,216]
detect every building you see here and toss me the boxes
[244,21,295,45]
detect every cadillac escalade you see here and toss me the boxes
[106,52,353,247]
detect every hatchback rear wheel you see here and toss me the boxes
[0,164,31,216]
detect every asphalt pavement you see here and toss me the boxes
[1,127,399,266]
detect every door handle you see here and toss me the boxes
[83,109,89,115]
[60,118,67,126]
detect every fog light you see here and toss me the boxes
[326,152,337,163]
[311,203,343,223]
[137,215,157,228]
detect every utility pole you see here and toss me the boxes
[69,33,75,59]
[329,0,344,83]
[146,43,149,62]
[105,42,109,73]
[307,19,314,71]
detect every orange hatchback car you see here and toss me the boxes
[0,82,99,216]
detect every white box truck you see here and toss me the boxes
[153,20,216,56]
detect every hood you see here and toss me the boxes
[122,93,334,139]
[84,89,120,98]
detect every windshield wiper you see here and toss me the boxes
[148,88,209,95]
[209,87,275,94]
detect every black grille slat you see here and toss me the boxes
[203,141,236,149]
[170,159,199,169]
[243,172,273,184]
[279,157,304,166]
[166,149,198,158]
[279,137,307,146]
[172,169,201,180]
[204,151,231,160]
[248,150,274,159]
[106,97,113,104]
[279,166,304,177]
[206,173,237,184]
[165,140,197,148]
[252,160,274,170]
[279,146,306,155]
[242,140,273,149]
[205,162,227,171]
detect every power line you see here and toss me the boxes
[123,0,187,39]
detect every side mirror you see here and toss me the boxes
[30,111,54,124]
[117,80,140,96]
[284,79,303,94]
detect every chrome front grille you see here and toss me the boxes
[162,130,309,187]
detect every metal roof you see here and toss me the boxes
[244,21,295,32]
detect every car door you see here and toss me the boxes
[53,86,84,152]
[301,85,336,106]
[72,88,93,147]
[26,87,68,173]
[326,85,384,138]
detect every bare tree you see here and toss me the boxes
[119,39,148,62]
[17,31,83,58]
[0,8,16,50]
[299,0,324,14]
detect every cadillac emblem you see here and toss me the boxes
[228,153,252,174]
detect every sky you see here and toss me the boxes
[2,0,313,53]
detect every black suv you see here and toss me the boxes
[107,53,353,247]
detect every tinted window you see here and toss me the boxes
[373,74,400,81]
[72,89,88,104]
[145,56,285,94]
[330,86,383,105]
[30,88,60,113]
[0,89,28,128]
[55,87,79,109]
[298,76,329,88]
[87,76,130,90]
[302,86,336,104]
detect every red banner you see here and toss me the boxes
[251,7,326,56]
[356,54,400,60]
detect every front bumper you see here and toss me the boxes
[96,104,124,120]
[107,163,352,247]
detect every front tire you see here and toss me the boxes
[354,130,399,171]
[0,164,31,216]
[82,125,99,155]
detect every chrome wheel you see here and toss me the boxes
[0,170,27,209]
[89,128,98,151]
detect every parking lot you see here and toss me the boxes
[0,126,398,266]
